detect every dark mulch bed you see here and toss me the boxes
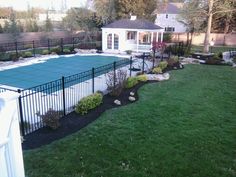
[22,81,157,150]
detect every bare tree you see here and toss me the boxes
[203,0,236,52]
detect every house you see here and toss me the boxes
[155,3,186,33]
[102,16,164,53]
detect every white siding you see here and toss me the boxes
[155,14,186,33]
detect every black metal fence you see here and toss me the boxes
[13,57,152,136]
[0,34,102,61]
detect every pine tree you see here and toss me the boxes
[3,20,10,33]
[8,10,20,41]
[44,12,53,32]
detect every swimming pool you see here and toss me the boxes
[0,55,125,89]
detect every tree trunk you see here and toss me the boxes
[224,17,230,34]
[203,0,214,53]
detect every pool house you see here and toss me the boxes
[102,16,164,53]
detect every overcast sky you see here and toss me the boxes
[0,0,87,10]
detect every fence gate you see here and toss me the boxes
[0,91,25,177]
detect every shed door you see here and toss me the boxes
[114,34,119,50]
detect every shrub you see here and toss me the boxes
[0,52,11,61]
[212,54,221,61]
[217,52,223,59]
[106,69,127,96]
[51,46,61,54]
[24,44,33,49]
[125,77,139,88]
[137,74,148,82]
[126,50,132,55]
[10,53,18,61]
[75,92,103,115]
[158,61,168,70]
[23,51,33,58]
[63,48,71,53]
[205,58,222,65]
[152,67,162,74]
[233,57,236,63]
[41,109,60,130]
[42,50,49,55]
[167,56,179,67]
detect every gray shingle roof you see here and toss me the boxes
[102,19,162,30]
[158,3,183,14]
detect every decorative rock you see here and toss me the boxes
[147,73,170,81]
[181,58,200,65]
[128,96,136,102]
[163,73,170,80]
[130,92,135,96]
[179,64,183,69]
[74,48,80,53]
[114,99,121,105]
[173,67,177,70]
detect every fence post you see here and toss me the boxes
[113,61,116,88]
[15,41,18,58]
[61,38,64,53]
[142,53,145,74]
[129,56,132,77]
[92,67,95,93]
[17,89,25,136]
[174,43,177,55]
[61,76,66,116]
[32,40,35,57]
[178,42,181,59]
[72,37,75,50]
[47,39,50,52]
[152,51,155,69]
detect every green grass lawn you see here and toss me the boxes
[191,45,236,54]
[24,65,236,177]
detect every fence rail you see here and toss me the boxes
[0,42,187,136]
[14,57,151,136]
[0,35,102,61]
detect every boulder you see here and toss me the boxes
[130,92,135,96]
[74,48,80,53]
[147,73,170,81]
[163,73,170,80]
[114,99,121,105]
[128,96,136,102]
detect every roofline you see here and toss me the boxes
[101,27,163,31]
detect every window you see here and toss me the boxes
[142,33,151,44]
[107,34,112,49]
[143,34,149,43]
[166,14,168,18]
[114,34,119,50]
[127,31,136,40]
[165,27,175,32]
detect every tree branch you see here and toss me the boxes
[213,9,236,15]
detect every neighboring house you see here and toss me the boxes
[102,16,164,53]
[0,7,11,26]
[37,10,67,31]
[155,3,186,33]
[38,12,67,23]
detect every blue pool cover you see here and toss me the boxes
[0,55,123,89]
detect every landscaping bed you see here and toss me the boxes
[22,80,157,150]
